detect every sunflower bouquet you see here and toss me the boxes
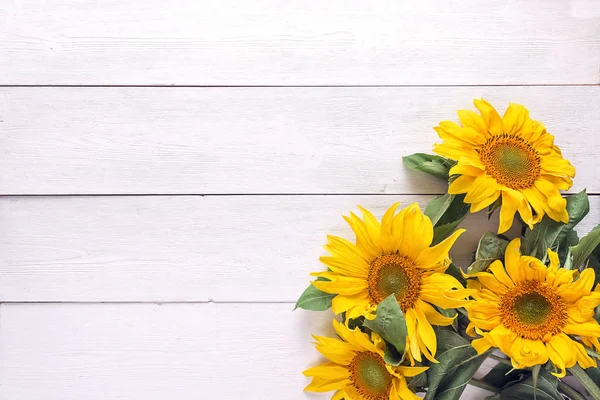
[296,99,600,400]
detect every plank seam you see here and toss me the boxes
[0,301,296,305]
[2,193,599,197]
[0,84,599,88]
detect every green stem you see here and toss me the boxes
[558,381,587,400]
[569,364,600,399]
[488,353,512,367]
[469,378,500,394]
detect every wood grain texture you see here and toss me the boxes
[2,195,599,303]
[0,303,494,400]
[1,86,599,195]
[1,0,599,85]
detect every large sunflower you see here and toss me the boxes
[303,320,428,400]
[465,238,600,377]
[433,99,575,233]
[311,203,472,363]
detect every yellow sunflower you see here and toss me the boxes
[311,203,472,363]
[303,320,428,400]
[465,238,600,377]
[433,99,575,234]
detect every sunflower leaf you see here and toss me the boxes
[294,278,335,311]
[562,190,590,231]
[521,191,589,260]
[383,343,405,366]
[408,368,428,389]
[482,363,527,390]
[363,294,408,366]
[424,329,489,400]
[468,232,510,274]
[402,153,456,181]
[558,229,579,268]
[499,369,561,400]
[570,224,600,270]
[431,194,469,246]
[569,364,600,400]
[425,193,455,226]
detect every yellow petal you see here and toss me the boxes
[472,337,493,354]
[498,189,521,234]
[504,238,524,283]
[474,98,503,135]
[417,300,456,326]
[487,259,515,288]
[343,212,381,259]
[397,203,434,259]
[415,229,465,269]
[448,174,477,194]
[414,304,438,356]
[312,276,367,296]
[463,174,500,205]
[331,292,370,315]
[457,109,489,138]
[313,335,357,365]
[502,103,529,135]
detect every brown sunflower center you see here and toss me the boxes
[349,351,392,400]
[367,253,422,311]
[479,134,541,189]
[500,281,566,340]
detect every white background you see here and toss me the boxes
[1,1,599,399]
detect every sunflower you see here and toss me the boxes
[465,238,600,377]
[311,203,472,363]
[433,99,575,234]
[303,320,428,400]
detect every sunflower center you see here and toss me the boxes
[514,293,553,325]
[367,254,422,311]
[349,351,392,400]
[479,134,541,189]
[500,281,566,340]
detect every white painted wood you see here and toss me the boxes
[1,0,599,85]
[0,303,494,400]
[2,195,599,303]
[1,86,598,195]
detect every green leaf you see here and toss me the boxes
[562,190,590,231]
[431,194,469,246]
[468,232,510,274]
[482,363,526,390]
[363,294,408,366]
[424,329,489,400]
[521,191,589,260]
[499,369,561,400]
[403,153,456,181]
[383,343,405,366]
[521,216,563,259]
[557,229,579,268]
[425,194,455,226]
[407,368,428,390]
[570,224,600,269]
[569,364,600,400]
[294,280,335,311]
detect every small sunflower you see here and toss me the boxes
[465,238,600,377]
[303,320,428,400]
[433,99,575,233]
[311,203,472,363]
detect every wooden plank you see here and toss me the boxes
[0,303,494,400]
[1,86,598,195]
[1,0,599,85]
[1,195,598,302]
